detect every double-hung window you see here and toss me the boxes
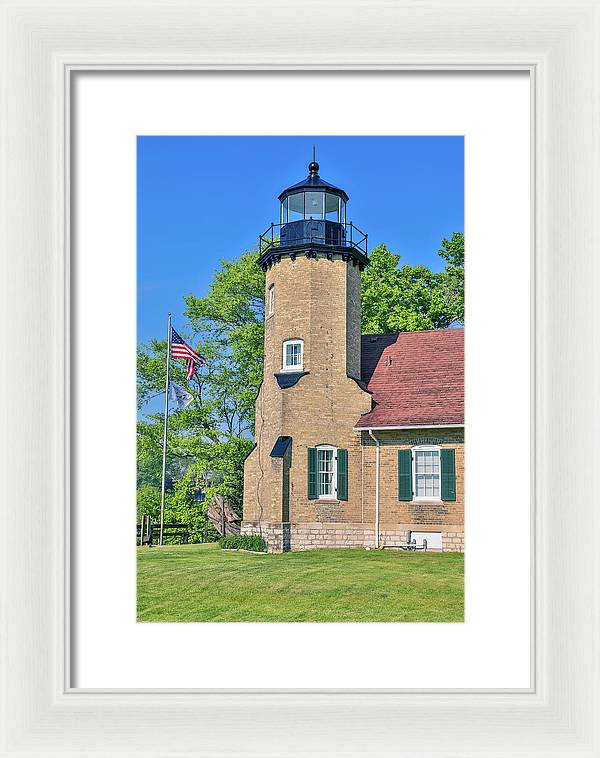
[413,446,441,500]
[317,446,336,498]
[282,339,303,372]
[398,446,456,502]
[308,446,348,501]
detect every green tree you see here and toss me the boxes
[136,483,163,523]
[137,251,263,540]
[184,249,265,436]
[437,232,464,324]
[360,238,464,334]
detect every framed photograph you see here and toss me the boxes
[2,1,598,755]
[73,72,529,691]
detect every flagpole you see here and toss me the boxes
[159,313,172,547]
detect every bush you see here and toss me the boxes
[218,534,267,553]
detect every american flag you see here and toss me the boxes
[170,328,205,380]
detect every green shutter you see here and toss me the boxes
[398,449,412,500]
[337,449,348,501]
[440,448,456,501]
[307,448,317,499]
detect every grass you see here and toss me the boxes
[137,543,464,622]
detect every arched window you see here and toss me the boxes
[412,445,441,500]
[282,339,303,372]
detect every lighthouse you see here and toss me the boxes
[242,157,372,552]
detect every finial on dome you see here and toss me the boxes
[308,144,319,175]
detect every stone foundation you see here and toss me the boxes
[441,531,465,552]
[241,521,464,553]
[241,521,374,552]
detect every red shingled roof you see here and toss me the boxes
[356,328,464,428]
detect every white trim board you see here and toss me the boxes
[354,424,465,431]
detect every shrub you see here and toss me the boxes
[218,534,267,553]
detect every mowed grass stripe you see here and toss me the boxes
[137,543,464,622]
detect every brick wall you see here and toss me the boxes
[244,426,465,552]
[359,428,464,531]
[243,254,372,526]
[346,262,362,380]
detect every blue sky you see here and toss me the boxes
[137,136,464,347]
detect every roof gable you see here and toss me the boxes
[356,328,464,428]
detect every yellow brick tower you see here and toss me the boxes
[242,157,372,552]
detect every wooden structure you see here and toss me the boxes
[206,494,241,536]
[136,521,189,546]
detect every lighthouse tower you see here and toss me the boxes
[242,157,372,552]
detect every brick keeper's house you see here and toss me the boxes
[242,159,464,553]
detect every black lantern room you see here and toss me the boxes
[258,157,368,271]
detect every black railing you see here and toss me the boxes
[259,221,368,257]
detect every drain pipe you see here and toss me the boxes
[368,429,380,548]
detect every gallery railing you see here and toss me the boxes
[259,221,368,258]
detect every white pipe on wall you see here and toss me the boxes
[368,429,380,548]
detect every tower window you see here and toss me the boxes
[282,339,303,372]
[268,284,275,316]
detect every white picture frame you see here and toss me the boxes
[1,1,598,755]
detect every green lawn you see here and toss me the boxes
[137,543,463,622]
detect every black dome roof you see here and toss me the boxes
[278,161,348,203]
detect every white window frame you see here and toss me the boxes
[281,339,303,372]
[316,444,337,500]
[268,284,275,316]
[412,445,442,502]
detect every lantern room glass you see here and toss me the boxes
[280,192,345,224]
[287,193,304,222]
[325,193,341,221]
[304,192,322,218]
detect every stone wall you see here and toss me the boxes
[440,531,464,552]
[241,521,464,553]
[242,521,375,552]
[241,521,286,553]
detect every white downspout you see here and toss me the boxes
[368,429,380,548]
